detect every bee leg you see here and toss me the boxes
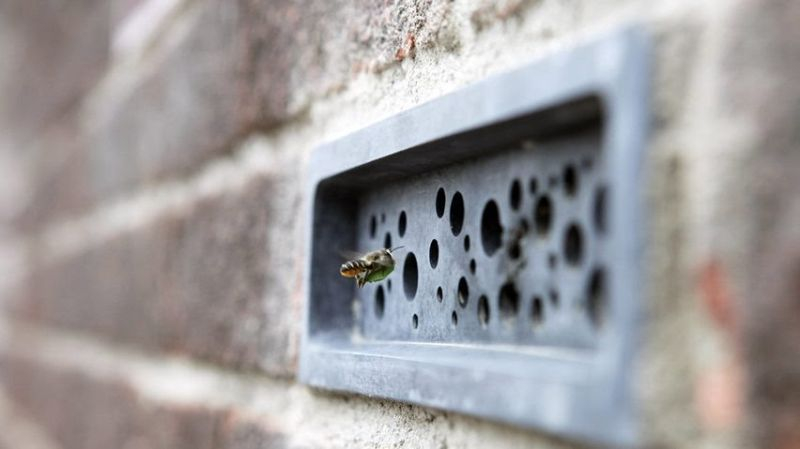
[356,273,366,288]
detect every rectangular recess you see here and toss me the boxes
[300,27,649,447]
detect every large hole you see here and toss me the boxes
[463,235,471,252]
[403,253,418,300]
[480,200,503,256]
[563,164,578,196]
[478,295,490,328]
[531,295,544,328]
[375,286,385,319]
[429,239,439,268]
[450,192,465,235]
[499,282,519,320]
[457,277,469,308]
[563,223,584,266]
[534,196,553,236]
[587,268,608,329]
[384,232,392,250]
[594,186,607,234]
[436,187,446,218]
[509,179,522,210]
[398,211,407,237]
[369,215,377,238]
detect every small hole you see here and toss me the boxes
[549,289,560,307]
[436,286,443,302]
[412,314,419,329]
[529,178,538,195]
[398,211,407,237]
[463,235,471,252]
[375,286,385,319]
[480,200,503,256]
[563,164,578,196]
[384,232,392,250]
[548,253,557,269]
[369,216,377,238]
[429,240,439,269]
[469,259,476,275]
[587,268,607,329]
[531,296,544,327]
[509,179,522,210]
[563,223,584,266]
[478,295,490,328]
[403,253,418,300]
[387,279,392,292]
[457,277,469,308]
[581,157,593,170]
[451,311,458,327]
[499,282,519,320]
[594,186,607,234]
[549,175,558,188]
[534,196,553,236]
[381,213,386,223]
[436,188,446,218]
[450,192,465,235]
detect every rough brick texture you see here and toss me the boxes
[1,354,286,449]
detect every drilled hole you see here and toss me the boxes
[451,311,458,327]
[375,286,385,319]
[499,282,519,320]
[534,196,553,236]
[549,288,560,308]
[436,286,443,302]
[381,213,386,223]
[581,157,593,170]
[403,253,418,300]
[457,277,469,308]
[563,164,578,196]
[509,179,522,210]
[369,215,377,238]
[531,296,544,327]
[548,253,557,269]
[481,200,503,256]
[384,232,392,250]
[529,178,538,195]
[412,314,419,329]
[464,235,471,252]
[478,295,490,328]
[436,187,446,218]
[450,192,465,236]
[587,268,607,329]
[563,223,584,266]
[469,259,476,275]
[387,279,392,292]
[594,186,607,234]
[398,211,407,237]
[549,175,558,188]
[429,240,439,269]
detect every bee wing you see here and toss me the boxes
[339,250,365,261]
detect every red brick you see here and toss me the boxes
[1,354,287,449]
[9,172,300,376]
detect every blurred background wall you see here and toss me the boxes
[0,0,798,448]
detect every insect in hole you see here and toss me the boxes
[340,247,404,288]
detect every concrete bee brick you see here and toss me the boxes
[301,27,649,447]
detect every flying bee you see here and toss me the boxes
[340,247,404,288]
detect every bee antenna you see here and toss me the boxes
[388,246,405,253]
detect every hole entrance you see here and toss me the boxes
[587,268,607,329]
[381,213,386,223]
[563,164,578,196]
[429,240,439,269]
[478,295,490,328]
[463,235,471,252]
[549,289,560,308]
[450,192,465,235]
[436,286,443,302]
[534,196,553,236]
[369,216,377,238]
[412,314,419,329]
[529,178,538,195]
[499,282,520,320]
[451,311,458,327]
[469,259,476,275]
[509,179,522,210]
[436,188,446,218]
[384,232,392,250]
[563,223,584,266]
[398,211,407,237]
[548,253,557,269]
[375,286,385,319]
[403,253,418,300]
[480,200,503,256]
[387,279,392,292]
[594,186,607,234]
[531,296,544,327]
[457,277,469,308]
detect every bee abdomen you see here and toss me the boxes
[340,259,370,278]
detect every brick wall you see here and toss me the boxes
[1,0,798,448]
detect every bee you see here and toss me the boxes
[340,247,403,288]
